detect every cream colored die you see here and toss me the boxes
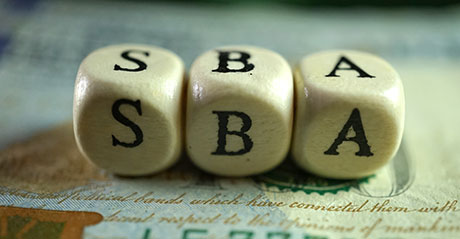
[186,45,293,176]
[73,44,185,176]
[292,50,405,179]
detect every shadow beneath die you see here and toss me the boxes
[0,121,412,198]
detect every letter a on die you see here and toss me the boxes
[292,50,405,179]
[187,45,293,176]
[73,44,185,176]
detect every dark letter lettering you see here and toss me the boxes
[230,230,254,239]
[212,111,253,155]
[182,229,208,239]
[111,99,144,148]
[325,56,375,78]
[114,50,149,72]
[212,51,254,73]
[267,232,290,239]
[324,108,373,157]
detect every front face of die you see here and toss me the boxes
[186,46,293,176]
[292,50,405,179]
[73,44,184,176]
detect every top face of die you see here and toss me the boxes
[79,44,184,86]
[189,45,292,102]
[298,50,402,101]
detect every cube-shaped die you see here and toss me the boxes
[292,50,405,179]
[186,45,293,176]
[73,44,185,176]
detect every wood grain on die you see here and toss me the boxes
[292,50,405,179]
[73,44,185,176]
[186,45,293,176]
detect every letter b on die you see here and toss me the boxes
[186,46,294,176]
